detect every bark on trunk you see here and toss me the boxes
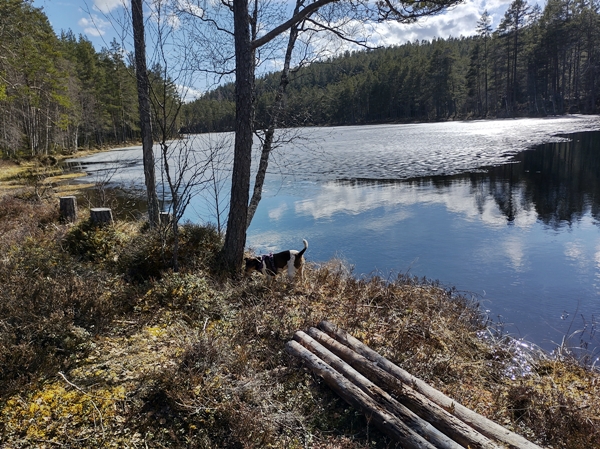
[132,0,160,228]
[223,0,255,271]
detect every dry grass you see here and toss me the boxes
[0,193,599,448]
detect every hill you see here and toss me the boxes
[183,0,600,133]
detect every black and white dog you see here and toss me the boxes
[244,239,308,279]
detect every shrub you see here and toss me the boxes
[142,272,229,321]
[117,222,223,282]
[0,207,128,398]
[64,218,131,265]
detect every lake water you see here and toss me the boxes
[68,116,600,360]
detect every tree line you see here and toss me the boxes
[0,0,180,158]
[183,0,600,133]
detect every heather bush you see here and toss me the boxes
[117,221,222,282]
[0,197,128,398]
[64,218,131,264]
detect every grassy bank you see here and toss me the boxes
[0,184,599,447]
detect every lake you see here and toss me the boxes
[68,116,600,361]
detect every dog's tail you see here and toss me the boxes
[294,239,308,270]
[297,239,308,258]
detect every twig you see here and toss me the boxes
[58,371,106,437]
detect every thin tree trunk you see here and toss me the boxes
[223,0,255,271]
[247,2,301,229]
[132,0,160,228]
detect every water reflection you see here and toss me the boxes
[331,131,600,229]
[249,131,600,355]
[484,131,600,227]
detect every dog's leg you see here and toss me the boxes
[287,255,296,279]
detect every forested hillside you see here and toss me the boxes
[183,0,600,132]
[0,0,180,158]
[2,0,599,156]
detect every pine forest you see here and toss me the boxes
[2,0,600,155]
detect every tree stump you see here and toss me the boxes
[59,196,78,223]
[90,208,113,226]
[159,212,172,225]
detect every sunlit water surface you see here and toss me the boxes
[69,116,600,358]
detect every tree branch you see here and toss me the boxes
[251,0,338,49]
[303,18,376,49]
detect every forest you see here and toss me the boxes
[0,0,175,158]
[183,0,600,132]
[1,0,600,156]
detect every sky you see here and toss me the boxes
[33,0,524,98]
[35,0,518,48]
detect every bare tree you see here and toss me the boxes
[222,0,466,272]
[246,0,304,229]
[131,0,160,227]
[146,0,218,272]
[195,133,232,236]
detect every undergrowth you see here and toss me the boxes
[1,194,599,448]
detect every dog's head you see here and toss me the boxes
[244,257,263,275]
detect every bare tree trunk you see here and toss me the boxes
[246,1,301,229]
[223,0,254,271]
[132,0,160,228]
[221,0,466,273]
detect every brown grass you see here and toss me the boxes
[0,193,599,448]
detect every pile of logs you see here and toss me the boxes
[286,321,543,449]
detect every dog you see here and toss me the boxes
[244,239,308,280]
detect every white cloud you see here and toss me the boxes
[369,0,508,47]
[175,0,204,17]
[78,15,110,37]
[93,0,126,14]
[177,85,203,103]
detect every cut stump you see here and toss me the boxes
[90,208,113,226]
[59,196,77,223]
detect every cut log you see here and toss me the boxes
[318,320,544,449]
[306,327,501,449]
[293,331,464,449]
[59,196,77,223]
[159,212,172,225]
[90,208,113,226]
[285,340,437,449]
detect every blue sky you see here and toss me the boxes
[34,0,124,49]
[33,0,522,98]
[35,0,522,50]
